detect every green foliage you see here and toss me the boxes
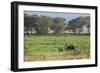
[53,17,64,34]
[24,14,52,34]
[84,16,90,33]
[68,16,90,34]
[38,16,52,34]
[24,13,90,35]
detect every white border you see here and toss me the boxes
[18,5,95,68]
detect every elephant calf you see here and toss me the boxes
[65,43,75,51]
[58,47,63,52]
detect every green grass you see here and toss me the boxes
[24,34,90,61]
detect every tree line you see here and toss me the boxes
[24,13,90,35]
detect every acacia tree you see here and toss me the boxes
[31,15,41,34]
[53,17,64,35]
[24,14,41,34]
[39,16,52,34]
[67,16,86,34]
[67,18,78,34]
[24,13,33,34]
[76,17,86,33]
[24,14,53,34]
[84,16,90,33]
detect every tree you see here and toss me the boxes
[76,17,86,33]
[24,13,33,34]
[84,16,90,33]
[67,18,78,34]
[53,17,64,35]
[39,16,52,34]
[24,14,41,34]
[67,16,86,34]
[24,14,53,34]
[31,15,41,34]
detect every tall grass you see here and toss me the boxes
[24,34,90,61]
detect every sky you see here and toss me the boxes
[24,11,90,21]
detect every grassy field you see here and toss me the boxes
[24,34,90,61]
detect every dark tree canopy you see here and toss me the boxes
[24,13,90,35]
[67,16,90,34]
